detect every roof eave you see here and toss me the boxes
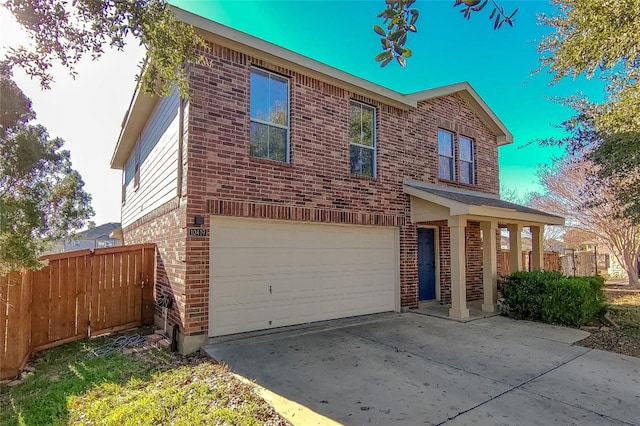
[110,87,158,170]
[172,5,414,110]
[467,205,565,226]
[403,184,565,226]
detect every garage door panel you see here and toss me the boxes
[214,224,394,249]
[274,270,396,297]
[212,247,395,274]
[211,267,396,284]
[209,217,398,337]
[269,292,395,327]
[212,268,395,300]
[210,265,396,297]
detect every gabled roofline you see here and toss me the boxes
[407,82,513,144]
[172,6,412,110]
[110,6,514,169]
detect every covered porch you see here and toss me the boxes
[405,180,565,320]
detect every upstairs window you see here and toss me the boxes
[350,101,376,177]
[459,136,475,184]
[438,129,455,180]
[250,68,289,162]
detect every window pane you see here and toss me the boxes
[250,70,270,122]
[438,130,453,155]
[251,122,287,162]
[439,156,453,180]
[460,161,473,184]
[349,103,361,144]
[250,121,269,158]
[350,145,374,176]
[268,126,287,162]
[360,106,374,147]
[270,76,288,126]
[460,137,473,161]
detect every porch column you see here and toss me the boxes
[448,217,469,319]
[480,221,498,313]
[531,225,545,270]
[507,223,523,272]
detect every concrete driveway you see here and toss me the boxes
[203,313,640,425]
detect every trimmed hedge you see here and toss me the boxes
[501,271,606,327]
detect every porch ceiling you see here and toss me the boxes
[404,180,565,226]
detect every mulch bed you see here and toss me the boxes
[578,328,640,357]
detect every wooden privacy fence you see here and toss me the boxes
[499,251,561,276]
[1,244,155,380]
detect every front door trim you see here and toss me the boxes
[417,225,440,301]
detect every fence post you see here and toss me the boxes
[141,244,156,325]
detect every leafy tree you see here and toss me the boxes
[529,157,640,287]
[375,0,518,66]
[0,69,93,274]
[538,0,639,133]
[3,0,205,97]
[2,0,518,93]
[538,0,640,222]
[590,132,640,221]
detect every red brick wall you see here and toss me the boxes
[425,220,482,304]
[122,199,187,331]
[129,41,501,336]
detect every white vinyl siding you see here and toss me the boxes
[209,217,398,337]
[122,88,180,227]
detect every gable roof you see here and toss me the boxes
[403,180,564,225]
[76,222,122,239]
[111,6,513,169]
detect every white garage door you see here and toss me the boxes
[209,217,398,337]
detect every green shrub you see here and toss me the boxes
[501,270,563,320]
[539,277,607,327]
[501,271,606,327]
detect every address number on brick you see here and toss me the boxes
[188,227,208,237]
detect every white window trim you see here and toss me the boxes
[349,100,377,178]
[438,129,455,181]
[249,67,291,163]
[459,136,475,185]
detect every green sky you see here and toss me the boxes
[172,0,606,196]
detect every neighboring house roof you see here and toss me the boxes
[403,180,565,225]
[111,6,513,169]
[76,222,122,240]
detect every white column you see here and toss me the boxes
[531,225,545,270]
[480,221,498,313]
[448,217,469,319]
[507,223,523,272]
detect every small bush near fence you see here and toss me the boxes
[502,271,606,327]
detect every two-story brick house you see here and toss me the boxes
[110,6,563,353]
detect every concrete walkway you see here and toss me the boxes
[203,313,640,426]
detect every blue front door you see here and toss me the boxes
[418,228,436,300]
